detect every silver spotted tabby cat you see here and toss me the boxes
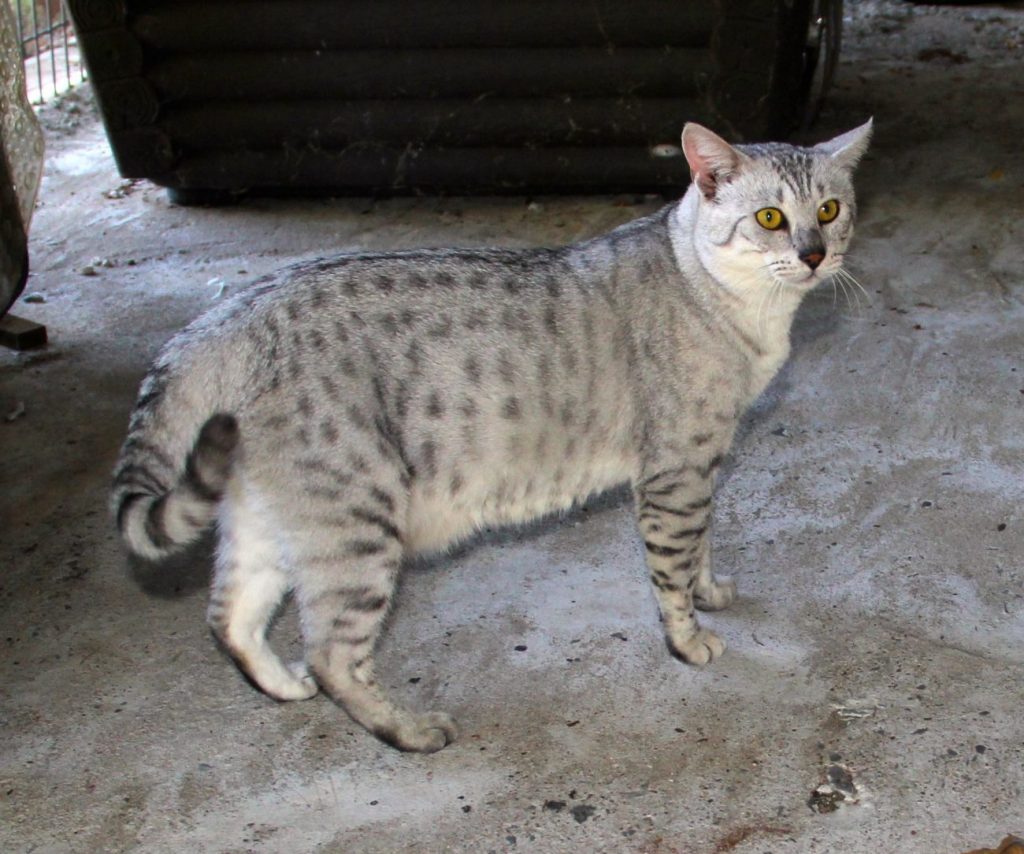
[113,121,872,752]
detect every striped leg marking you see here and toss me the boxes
[637,468,726,666]
[293,478,458,752]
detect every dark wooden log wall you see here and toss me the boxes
[66,0,811,196]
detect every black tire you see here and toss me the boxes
[710,0,843,141]
[0,151,29,319]
[72,0,844,195]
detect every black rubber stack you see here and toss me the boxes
[67,0,834,198]
[0,151,29,318]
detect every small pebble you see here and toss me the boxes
[22,292,46,304]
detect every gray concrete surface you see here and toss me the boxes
[2,2,1023,851]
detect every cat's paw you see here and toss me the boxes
[668,627,725,666]
[285,661,320,700]
[694,575,737,612]
[380,711,459,753]
[265,661,320,701]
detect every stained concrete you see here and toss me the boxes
[2,2,1023,851]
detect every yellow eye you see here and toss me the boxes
[818,199,840,223]
[755,208,786,230]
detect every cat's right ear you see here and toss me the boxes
[681,123,748,201]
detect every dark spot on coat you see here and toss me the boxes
[464,307,488,330]
[421,440,438,478]
[379,312,399,334]
[463,356,482,385]
[498,351,515,384]
[544,305,558,335]
[320,420,339,443]
[307,329,326,350]
[429,317,454,338]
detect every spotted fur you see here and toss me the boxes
[112,121,871,752]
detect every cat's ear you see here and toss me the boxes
[681,123,749,201]
[815,118,873,171]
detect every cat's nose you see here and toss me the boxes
[800,250,825,270]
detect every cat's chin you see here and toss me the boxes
[774,271,820,290]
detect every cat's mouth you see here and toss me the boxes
[776,269,821,289]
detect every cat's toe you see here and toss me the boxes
[284,661,320,700]
[694,576,737,611]
[266,668,319,701]
[424,711,459,744]
[386,712,459,753]
[668,627,725,666]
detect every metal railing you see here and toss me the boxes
[9,0,85,104]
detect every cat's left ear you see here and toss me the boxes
[814,118,873,171]
[681,123,750,201]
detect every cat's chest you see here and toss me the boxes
[747,330,792,400]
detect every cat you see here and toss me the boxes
[112,120,872,752]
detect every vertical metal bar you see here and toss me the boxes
[30,0,43,102]
[15,0,26,58]
[7,0,86,103]
[49,2,59,99]
[61,1,71,90]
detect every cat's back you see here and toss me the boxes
[249,245,563,315]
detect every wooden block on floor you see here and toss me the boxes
[0,314,48,350]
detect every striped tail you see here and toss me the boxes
[112,413,239,561]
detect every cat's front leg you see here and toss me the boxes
[635,460,729,665]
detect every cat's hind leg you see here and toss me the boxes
[208,477,318,701]
[287,475,457,753]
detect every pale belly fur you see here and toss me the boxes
[404,451,637,555]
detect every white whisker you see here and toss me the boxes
[835,270,863,312]
[837,267,873,307]
[834,274,856,312]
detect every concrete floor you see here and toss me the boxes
[2,2,1023,851]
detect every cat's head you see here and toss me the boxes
[681,120,872,292]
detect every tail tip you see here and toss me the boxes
[200,413,239,453]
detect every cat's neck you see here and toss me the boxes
[669,189,804,346]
